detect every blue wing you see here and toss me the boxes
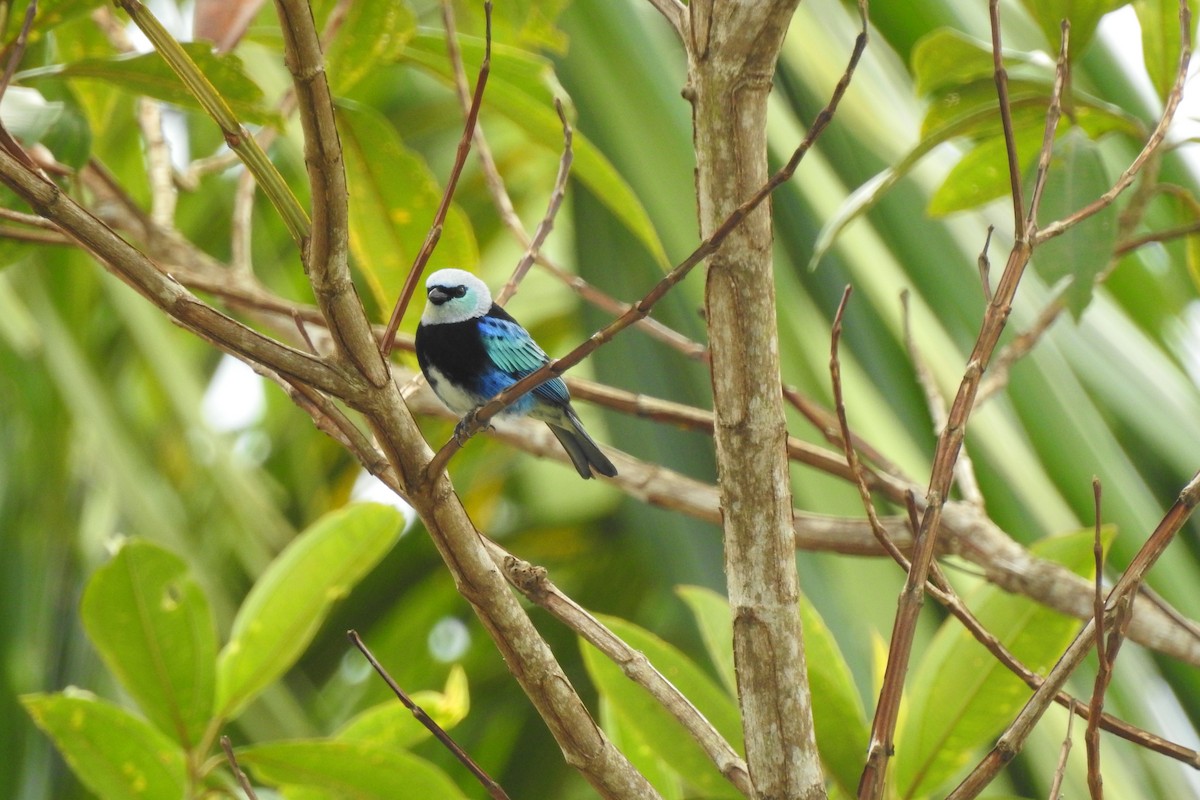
[477,314,571,406]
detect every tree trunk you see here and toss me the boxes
[686,2,825,798]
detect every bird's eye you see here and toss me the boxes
[448,286,468,298]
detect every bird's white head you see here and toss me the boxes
[421,269,493,325]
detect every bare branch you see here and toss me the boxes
[644,0,687,38]
[496,99,573,305]
[493,550,753,796]
[1036,2,1192,244]
[221,735,259,800]
[348,631,511,800]
[380,1,493,356]
[947,470,1200,799]
[990,0,1025,238]
[1048,701,1075,800]
[424,0,870,481]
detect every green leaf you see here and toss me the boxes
[910,29,1048,97]
[1134,0,1198,101]
[238,740,469,799]
[19,43,278,126]
[813,81,1137,268]
[676,586,868,797]
[325,0,415,95]
[675,585,737,696]
[1018,0,1127,55]
[22,692,187,800]
[598,695,685,800]
[35,83,93,169]
[338,665,469,749]
[919,79,1139,142]
[895,527,1112,799]
[400,33,671,270]
[7,0,107,41]
[928,127,1046,216]
[337,101,478,314]
[580,614,743,799]
[216,503,404,719]
[799,596,870,798]
[1030,128,1118,318]
[80,539,217,748]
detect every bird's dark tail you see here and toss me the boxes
[549,410,617,479]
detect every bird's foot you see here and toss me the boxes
[454,408,494,445]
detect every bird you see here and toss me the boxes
[414,268,618,479]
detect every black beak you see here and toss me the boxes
[427,284,467,305]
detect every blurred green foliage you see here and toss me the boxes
[5,0,1200,798]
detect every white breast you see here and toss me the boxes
[425,366,479,415]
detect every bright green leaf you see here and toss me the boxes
[1018,0,1127,56]
[1134,0,1198,101]
[400,34,671,270]
[338,665,469,749]
[676,585,868,798]
[799,595,870,798]
[895,527,1112,799]
[1030,128,1118,318]
[910,29,1048,97]
[580,614,743,799]
[325,0,415,95]
[920,79,1139,142]
[675,585,737,695]
[1187,234,1200,295]
[215,503,404,719]
[928,127,1046,216]
[19,43,278,126]
[7,0,107,41]
[338,100,478,314]
[238,740,468,799]
[80,539,216,748]
[22,692,187,800]
[35,83,93,169]
[599,694,685,799]
[813,83,1137,268]
[489,0,571,52]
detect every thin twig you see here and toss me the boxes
[230,169,257,276]
[221,735,260,800]
[116,0,310,244]
[380,1,493,356]
[1037,3,1191,244]
[1047,701,1076,800]
[978,224,994,303]
[990,0,1024,238]
[0,0,39,171]
[947,469,1200,800]
[348,631,511,800]
[1086,478,1107,799]
[1025,20,1070,232]
[423,2,870,483]
[859,17,1071,799]
[439,0,706,357]
[642,0,687,37]
[0,0,36,100]
[138,98,177,228]
[491,549,754,796]
[902,290,984,508]
[496,98,573,305]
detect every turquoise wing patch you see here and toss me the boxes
[478,316,570,405]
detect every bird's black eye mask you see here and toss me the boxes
[428,284,468,305]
